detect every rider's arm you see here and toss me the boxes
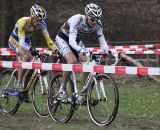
[41,21,57,52]
[69,30,81,51]
[68,16,82,52]
[96,21,109,52]
[98,35,109,51]
[17,19,31,51]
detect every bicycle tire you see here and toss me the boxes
[87,74,119,126]
[32,70,55,117]
[0,69,21,114]
[48,74,75,123]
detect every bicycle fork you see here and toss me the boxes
[37,70,49,95]
[93,75,107,101]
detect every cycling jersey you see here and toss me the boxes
[57,14,109,52]
[8,17,56,52]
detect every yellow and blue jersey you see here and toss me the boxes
[8,17,56,52]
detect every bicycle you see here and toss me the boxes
[47,51,119,126]
[0,52,54,117]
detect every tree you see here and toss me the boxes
[0,0,6,47]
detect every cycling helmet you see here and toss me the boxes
[85,3,102,18]
[30,4,46,20]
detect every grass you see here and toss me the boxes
[0,75,160,130]
[119,86,160,117]
[116,75,160,117]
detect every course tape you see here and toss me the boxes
[0,61,160,75]
[1,49,160,56]
[94,49,160,55]
[1,43,160,52]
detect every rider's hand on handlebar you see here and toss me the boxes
[79,48,89,56]
[29,47,39,57]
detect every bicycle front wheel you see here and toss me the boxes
[48,74,74,123]
[0,69,20,114]
[87,74,119,126]
[32,71,54,117]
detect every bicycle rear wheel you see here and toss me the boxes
[32,71,55,117]
[87,74,119,126]
[48,74,75,123]
[0,69,20,114]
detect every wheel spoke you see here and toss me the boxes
[48,74,74,123]
[87,74,119,126]
[0,69,20,114]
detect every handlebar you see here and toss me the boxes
[34,49,63,63]
[86,51,120,66]
[34,49,120,66]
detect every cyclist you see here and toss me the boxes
[55,3,110,101]
[8,4,57,100]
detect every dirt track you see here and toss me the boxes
[1,111,160,130]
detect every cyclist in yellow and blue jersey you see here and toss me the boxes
[8,4,57,97]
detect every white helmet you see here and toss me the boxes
[30,4,46,20]
[85,3,102,18]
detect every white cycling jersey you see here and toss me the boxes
[58,14,109,52]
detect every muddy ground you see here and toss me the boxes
[1,110,160,130]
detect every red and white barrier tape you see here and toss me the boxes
[0,51,16,56]
[1,43,160,52]
[0,49,48,56]
[0,50,160,56]
[0,61,160,75]
[88,43,160,51]
[109,43,160,49]
[0,47,150,52]
[1,49,160,56]
[94,49,160,55]
[0,48,48,51]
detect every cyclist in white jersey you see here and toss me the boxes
[55,3,109,101]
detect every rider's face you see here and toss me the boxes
[87,16,99,27]
[31,17,42,26]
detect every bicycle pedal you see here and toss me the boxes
[71,98,78,107]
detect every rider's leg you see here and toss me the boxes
[16,48,33,90]
[17,48,33,103]
[60,52,77,90]
[57,52,77,101]
[77,54,88,104]
[78,54,88,84]
[55,36,78,100]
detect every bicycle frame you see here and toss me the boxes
[71,53,110,103]
[26,57,49,94]
[3,54,49,97]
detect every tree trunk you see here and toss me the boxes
[1,0,6,47]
